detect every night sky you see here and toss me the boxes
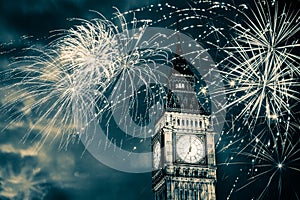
[0,0,299,200]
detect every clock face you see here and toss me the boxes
[153,141,161,169]
[176,135,205,163]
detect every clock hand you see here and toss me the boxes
[184,151,190,161]
[185,142,193,161]
[184,145,191,160]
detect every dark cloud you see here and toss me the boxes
[0,125,152,199]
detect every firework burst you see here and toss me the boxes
[235,135,300,199]
[0,165,47,200]
[0,10,169,149]
[213,1,300,198]
[217,111,300,199]
[216,1,300,129]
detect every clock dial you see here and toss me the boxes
[176,135,205,163]
[153,141,161,169]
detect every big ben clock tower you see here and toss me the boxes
[152,39,217,200]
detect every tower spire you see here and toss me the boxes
[172,21,193,76]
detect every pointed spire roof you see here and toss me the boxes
[172,22,194,76]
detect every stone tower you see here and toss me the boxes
[152,34,217,200]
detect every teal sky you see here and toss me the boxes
[0,0,299,199]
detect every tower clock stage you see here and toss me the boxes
[152,111,216,200]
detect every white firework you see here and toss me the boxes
[216,1,300,128]
[217,113,300,199]
[236,136,300,199]
[0,10,168,149]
